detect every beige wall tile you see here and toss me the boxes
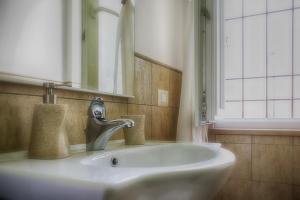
[252,182,293,200]
[294,146,300,185]
[222,143,252,180]
[112,96,128,103]
[216,135,251,144]
[295,137,300,146]
[214,179,252,200]
[253,136,293,145]
[128,57,152,105]
[151,106,171,140]
[169,108,178,141]
[294,186,300,200]
[105,102,128,140]
[151,64,170,106]
[0,56,183,152]
[56,89,113,102]
[0,94,42,152]
[57,98,89,145]
[0,81,43,96]
[252,144,293,184]
[169,70,181,107]
[208,134,216,142]
[128,104,152,140]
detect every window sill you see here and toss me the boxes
[209,128,300,137]
[213,119,300,129]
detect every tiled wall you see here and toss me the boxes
[209,129,300,200]
[0,55,181,153]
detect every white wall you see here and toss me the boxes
[135,0,188,71]
[0,0,81,86]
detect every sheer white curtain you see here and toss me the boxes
[120,0,134,95]
[176,0,208,144]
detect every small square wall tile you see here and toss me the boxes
[214,179,253,200]
[253,136,293,145]
[128,57,152,105]
[151,64,170,106]
[252,144,293,184]
[252,182,293,200]
[216,134,251,144]
[222,143,252,180]
[128,104,152,140]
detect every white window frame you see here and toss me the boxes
[207,0,300,129]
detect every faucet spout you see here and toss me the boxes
[86,98,135,151]
[92,119,134,150]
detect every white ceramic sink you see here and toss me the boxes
[0,142,235,200]
[82,143,218,168]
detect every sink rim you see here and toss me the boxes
[0,142,236,188]
[80,143,235,171]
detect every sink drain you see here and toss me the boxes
[111,157,118,167]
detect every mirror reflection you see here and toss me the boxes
[0,0,134,96]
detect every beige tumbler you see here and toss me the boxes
[29,104,69,159]
[121,115,145,145]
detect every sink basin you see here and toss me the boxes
[82,143,218,168]
[0,142,235,200]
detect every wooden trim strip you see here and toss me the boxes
[134,52,182,73]
[209,128,300,137]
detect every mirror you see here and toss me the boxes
[0,0,134,96]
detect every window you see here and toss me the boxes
[217,0,300,120]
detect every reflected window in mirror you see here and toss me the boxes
[82,0,134,95]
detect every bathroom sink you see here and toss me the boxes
[0,142,235,200]
[82,143,221,168]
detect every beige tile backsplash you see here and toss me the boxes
[0,55,182,153]
[210,131,300,199]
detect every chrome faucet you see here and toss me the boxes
[86,97,134,151]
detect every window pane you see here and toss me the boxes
[268,100,292,118]
[244,101,266,118]
[268,77,292,99]
[244,15,266,78]
[295,9,300,75]
[224,0,243,19]
[294,76,300,99]
[294,100,300,118]
[267,0,293,12]
[295,0,300,7]
[244,0,266,16]
[219,102,243,118]
[244,78,266,100]
[268,11,293,76]
[224,19,243,79]
[225,79,243,100]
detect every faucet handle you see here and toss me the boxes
[89,97,106,120]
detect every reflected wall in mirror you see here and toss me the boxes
[82,0,134,95]
[0,0,134,96]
